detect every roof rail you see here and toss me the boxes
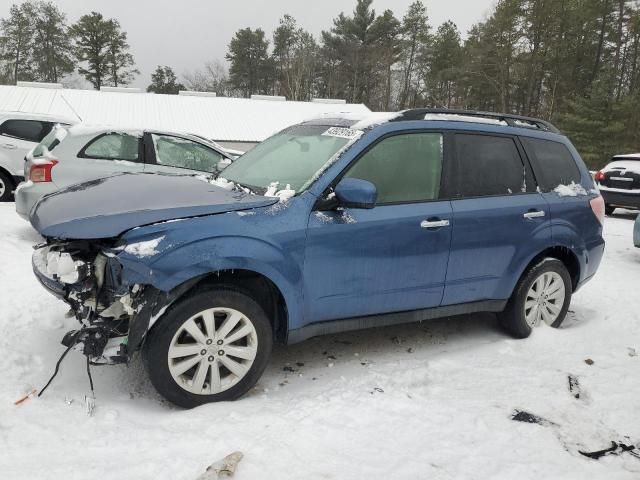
[395,108,561,134]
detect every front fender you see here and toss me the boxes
[117,235,304,329]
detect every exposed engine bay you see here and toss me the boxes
[31,239,189,365]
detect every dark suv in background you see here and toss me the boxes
[30,109,605,407]
[594,153,640,215]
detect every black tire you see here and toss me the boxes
[605,205,616,216]
[499,258,572,339]
[144,287,273,408]
[0,170,14,202]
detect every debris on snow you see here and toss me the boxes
[584,358,594,366]
[196,451,244,479]
[554,182,588,197]
[511,410,555,426]
[124,236,164,258]
[14,389,37,406]
[568,375,582,399]
[579,442,639,460]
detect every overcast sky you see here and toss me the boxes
[2,0,496,89]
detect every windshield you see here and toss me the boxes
[32,125,68,158]
[221,125,358,193]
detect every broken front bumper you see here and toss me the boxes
[32,242,198,365]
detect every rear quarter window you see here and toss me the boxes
[80,133,141,161]
[521,137,581,192]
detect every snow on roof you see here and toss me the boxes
[0,85,371,143]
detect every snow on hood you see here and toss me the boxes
[30,173,278,239]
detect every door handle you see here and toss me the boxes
[421,219,450,229]
[1,143,16,150]
[524,210,546,219]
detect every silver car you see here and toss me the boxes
[16,125,234,219]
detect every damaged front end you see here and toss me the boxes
[32,240,181,365]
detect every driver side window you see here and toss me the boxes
[345,132,443,204]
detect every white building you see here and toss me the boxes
[0,83,370,151]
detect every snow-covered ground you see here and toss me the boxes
[1,203,639,480]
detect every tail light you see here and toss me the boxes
[594,170,605,183]
[30,160,58,183]
[590,194,605,225]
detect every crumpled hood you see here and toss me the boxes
[31,173,278,239]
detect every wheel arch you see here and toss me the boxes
[176,269,290,344]
[517,246,581,293]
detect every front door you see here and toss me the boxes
[303,131,452,324]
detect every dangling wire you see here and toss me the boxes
[38,332,80,397]
[86,356,95,395]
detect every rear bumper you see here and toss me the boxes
[600,189,640,209]
[15,181,57,220]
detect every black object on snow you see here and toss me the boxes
[579,442,639,460]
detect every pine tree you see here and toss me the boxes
[104,19,138,87]
[398,1,430,108]
[0,3,36,83]
[226,28,273,97]
[70,12,138,89]
[31,1,74,83]
[147,65,185,94]
[272,15,318,101]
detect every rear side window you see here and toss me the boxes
[453,134,527,197]
[521,137,581,191]
[345,132,443,204]
[0,119,52,143]
[81,133,141,161]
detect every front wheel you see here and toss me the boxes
[144,288,273,408]
[499,258,572,339]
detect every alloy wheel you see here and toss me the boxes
[524,271,566,327]
[167,307,258,395]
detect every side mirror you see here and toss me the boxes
[334,178,377,209]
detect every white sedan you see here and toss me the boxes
[15,125,234,220]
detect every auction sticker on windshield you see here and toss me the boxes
[322,127,360,139]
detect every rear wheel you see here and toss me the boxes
[0,170,13,202]
[499,258,572,339]
[144,288,273,408]
[605,204,616,216]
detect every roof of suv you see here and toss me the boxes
[304,109,563,137]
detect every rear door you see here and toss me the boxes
[303,131,452,323]
[145,133,227,176]
[442,133,551,305]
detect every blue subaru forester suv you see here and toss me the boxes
[31,109,605,407]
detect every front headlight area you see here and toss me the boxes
[32,241,142,364]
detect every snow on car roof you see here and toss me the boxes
[613,153,640,160]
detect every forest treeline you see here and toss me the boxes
[2,0,640,167]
